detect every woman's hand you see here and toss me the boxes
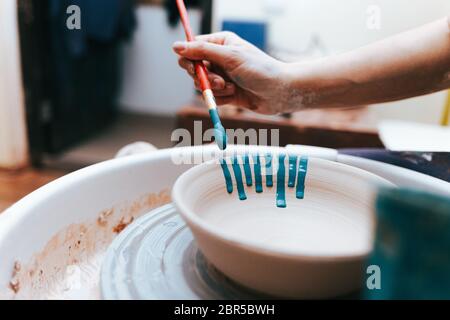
[173,32,290,115]
[174,17,450,114]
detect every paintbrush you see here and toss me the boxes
[175,0,227,150]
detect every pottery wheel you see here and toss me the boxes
[100,204,266,299]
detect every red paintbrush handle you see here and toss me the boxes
[176,0,211,91]
[194,63,211,91]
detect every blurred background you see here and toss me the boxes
[0,0,449,211]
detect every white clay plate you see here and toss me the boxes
[172,156,395,298]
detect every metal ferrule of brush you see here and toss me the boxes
[202,89,217,110]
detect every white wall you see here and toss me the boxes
[213,0,450,124]
[119,6,201,116]
[0,0,29,169]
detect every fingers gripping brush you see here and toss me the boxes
[176,0,227,150]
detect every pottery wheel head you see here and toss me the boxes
[100,204,266,300]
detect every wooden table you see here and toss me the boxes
[0,169,65,213]
[176,105,383,149]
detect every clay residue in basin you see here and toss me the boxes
[112,217,135,234]
[2,189,170,300]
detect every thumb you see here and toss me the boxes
[173,41,231,67]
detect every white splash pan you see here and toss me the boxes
[0,145,448,299]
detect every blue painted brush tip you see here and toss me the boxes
[214,126,227,150]
[209,109,228,150]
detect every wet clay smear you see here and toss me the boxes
[1,189,170,300]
